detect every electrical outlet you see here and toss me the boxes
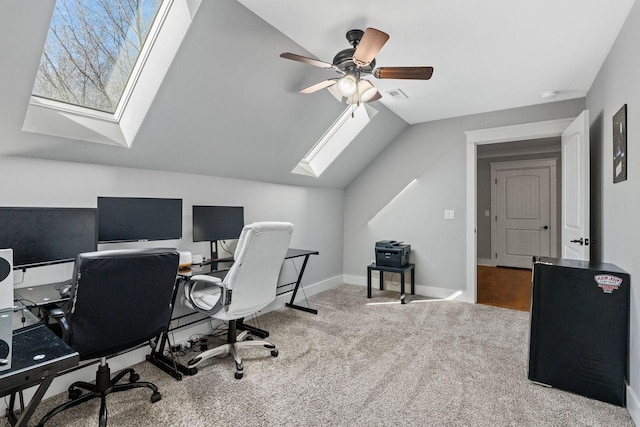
[444,210,455,220]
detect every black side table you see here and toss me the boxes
[367,263,415,304]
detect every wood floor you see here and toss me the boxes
[477,265,532,312]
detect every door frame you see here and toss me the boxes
[464,118,574,303]
[490,159,558,267]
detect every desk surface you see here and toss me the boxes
[0,322,79,396]
[285,248,319,258]
[14,281,68,307]
[178,248,319,278]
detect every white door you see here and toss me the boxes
[492,160,556,268]
[561,111,590,261]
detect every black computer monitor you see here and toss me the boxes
[97,197,183,243]
[192,206,244,242]
[0,207,98,269]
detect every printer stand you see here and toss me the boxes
[367,263,415,304]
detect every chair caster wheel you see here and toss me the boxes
[129,373,140,383]
[271,349,279,357]
[68,389,82,400]
[234,371,244,380]
[151,392,162,403]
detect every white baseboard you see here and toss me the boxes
[477,258,495,266]
[344,275,469,302]
[263,274,343,313]
[627,384,640,425]
[0,275,344,415]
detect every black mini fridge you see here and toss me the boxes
[528,257,630,406]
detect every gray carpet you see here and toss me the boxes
[6,284,634,426]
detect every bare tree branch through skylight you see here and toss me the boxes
[33,0,162,113]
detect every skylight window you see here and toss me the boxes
[292,103,377,178]
[24,0,203,148]
[33,0,163,114]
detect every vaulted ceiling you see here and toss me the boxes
[0,1,635,189]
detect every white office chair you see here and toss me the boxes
[181,221,293,379]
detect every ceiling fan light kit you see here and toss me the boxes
[357,80,377,102]
[337,74,358,97]
[280,27,433,105]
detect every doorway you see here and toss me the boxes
[476,146,559,309]
[464,117,576,303]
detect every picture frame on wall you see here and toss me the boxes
[613,104,627,183]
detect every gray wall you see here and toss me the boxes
[0,156,344,292]
[343,98,584,296]
[586,0,640,419]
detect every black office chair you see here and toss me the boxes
[37,248,179,427]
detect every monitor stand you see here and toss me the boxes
[208,241,234,271]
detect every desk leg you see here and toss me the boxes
[367,268,372,298]
[285,255,318,315]
[7,375,55,427]
[379,271,384,291]
[400,272,406,304]
[147,279,198,380]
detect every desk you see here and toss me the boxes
[178,248,319,314]
[1,320,79,426]
[367,263,415,304]
[283,248,319,314]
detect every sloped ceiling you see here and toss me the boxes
[0,1,635,189]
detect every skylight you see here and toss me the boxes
[33,0,163,114]
[24,0,203,148]
[292,103,377,178]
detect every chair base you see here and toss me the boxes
[37,360,161,427]
[187,321,278,379]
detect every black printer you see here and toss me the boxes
[375,240,411,268]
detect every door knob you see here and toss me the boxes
[540,225,549,230]
[570,238,584,245]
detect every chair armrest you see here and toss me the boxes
[46,306,64,318]
[41,303,71,342]
[183,275,227,315]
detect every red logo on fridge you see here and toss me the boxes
[594,274,623,294]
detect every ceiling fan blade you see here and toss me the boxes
[280,52,334,69]
[373,66,434,80]
[299,79,337,94]
[353,28,389,67]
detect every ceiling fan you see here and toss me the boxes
[280,27,433,105]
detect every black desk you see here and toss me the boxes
[1,322,79,426]
[367,263,415,304]
[283,248,319,314]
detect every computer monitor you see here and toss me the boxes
[192,206,244,242]
[97,197,183,243]
[0,207,98,269]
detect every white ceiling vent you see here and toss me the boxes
[385,89,408,100]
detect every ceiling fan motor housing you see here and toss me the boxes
[333,48,375,74]
[332,29,376,74]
